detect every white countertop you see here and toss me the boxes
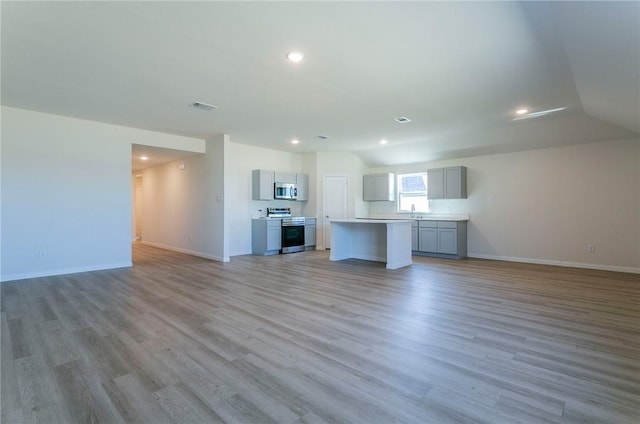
[331,219,413,224]
[254,216,316,220]
[358,214,469,221]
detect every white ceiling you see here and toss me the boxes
[2,1,638,167]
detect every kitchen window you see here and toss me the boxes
[397,172,429,213]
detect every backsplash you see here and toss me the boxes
[367,198,469,217]
[251,200,308,218]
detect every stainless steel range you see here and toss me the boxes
[266,207,291,218]
[267,208,305,253]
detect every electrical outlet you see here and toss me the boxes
[38,249,46,257]
[188,235,193,243]
[587,244,595,253]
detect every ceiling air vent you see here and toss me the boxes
[189,102,217,111]
[394,116,412,123]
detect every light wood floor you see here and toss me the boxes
[2,244,639,423]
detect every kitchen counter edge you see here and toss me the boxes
[357,215,469,222]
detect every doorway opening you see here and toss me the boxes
[130,144,200,252]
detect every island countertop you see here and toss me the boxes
[329,219,412,269]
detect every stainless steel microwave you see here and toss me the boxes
[274,183,297,200]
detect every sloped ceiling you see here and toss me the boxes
[1,1,638,167]
[554,1,639,133]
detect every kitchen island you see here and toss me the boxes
[329,219,413,269]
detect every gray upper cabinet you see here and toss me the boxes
[252,169,274,200]
[444,166,466,199]
[428,166,467,199]
[427,168,444,199]
[253,170,309,201]
[274,172,297,184]
[296,173,309,201]
[363,173,395,201]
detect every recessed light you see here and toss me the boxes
[285,51,304,62]
[140,156,149,161]
[513,107,567,121]
[394,117,412,123]
[515,108,529,115]
[291,139,300,145]
[380,139,388,145]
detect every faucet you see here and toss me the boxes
[410,204,415,217]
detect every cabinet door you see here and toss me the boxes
[275,172,296,183]
[267,226,281,251]
[252,170,275,200]
[444,166,466,199]
[419,227,437,252]
[437,228,457,254]
[304,224,316,247]
[296,173,309,201]
[411,227,418,251]
[427,168,444,199]
[363,174,376,200]
[363,173,394,201]
[376,174,394,201]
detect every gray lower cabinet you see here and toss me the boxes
[304,218,316,249]
[413,220,467,259]
[411,221,419,251]
[252,219,281,255]
[418,222,438,252]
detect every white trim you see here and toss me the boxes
[467,253,640,274]
[141,241,229,262]
[0,262,133,283]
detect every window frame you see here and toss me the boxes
[396,172,429,213]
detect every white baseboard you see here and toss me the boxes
[1,262,133,283]
[467,253,640,274]
[141,241,229,262]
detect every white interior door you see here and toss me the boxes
[323,175,349,250]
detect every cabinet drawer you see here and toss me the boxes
[437,221,457,229]
[418,220,437,228]
[267,220,281,228]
